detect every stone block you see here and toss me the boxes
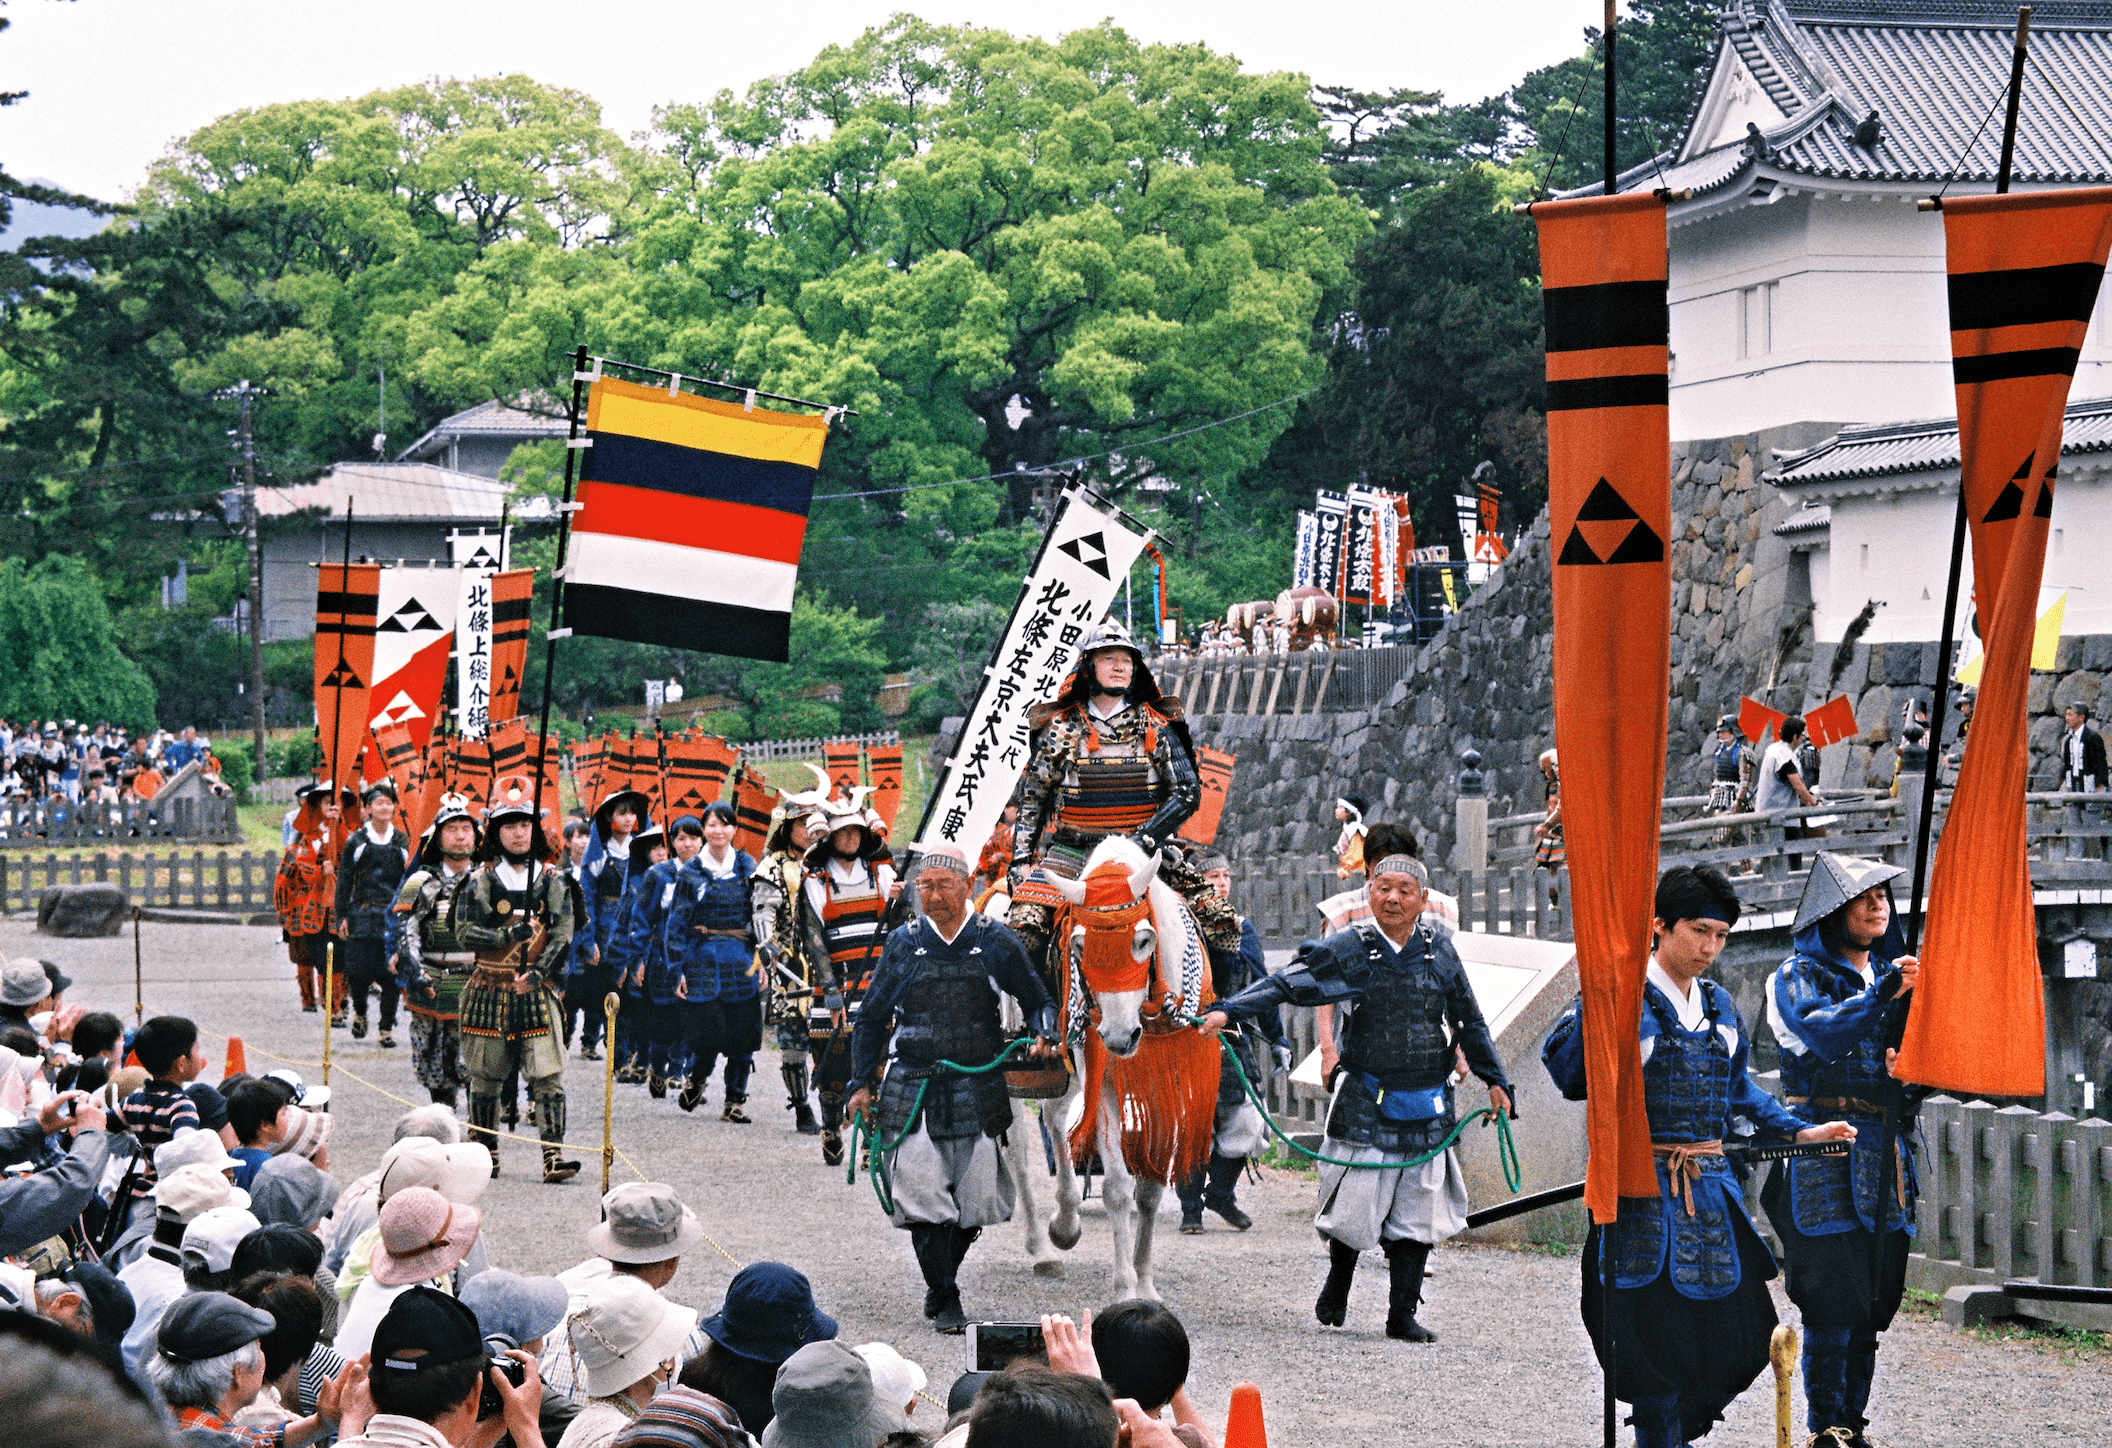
[2027,672,2055,715]
[2053,672,2100,713]
[1735,563,1753,591]
[1881,644,1925,686]
[37,883,128,938]
[2081,634,2112,672]
[1942,1285,2020,1330]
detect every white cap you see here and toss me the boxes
[853,1342,928,1408]
[180,1205,262,1273]
[155,1128,240,1179]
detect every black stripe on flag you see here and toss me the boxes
[1952,347,2082,385]
[563,583,792,663]
[491,594,535,623]
[316,590,378,617]
[1545,374,1670,412]
[1948,262,2105,331]
[1542,279,1670,353]
[584,432,816,517]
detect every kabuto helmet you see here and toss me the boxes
[416,792,483,869]
[480,774,553,862]
[802,788,885,868]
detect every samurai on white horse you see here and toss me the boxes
[998,836,1222,1300]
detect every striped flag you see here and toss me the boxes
[563,377,831,662]
[314,564,381,790]
[731,769,778,857]
[487,568,535,724]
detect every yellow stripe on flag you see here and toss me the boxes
[1954,590,2066,684]
[587,377,829,469]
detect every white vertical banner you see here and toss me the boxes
[1313,490,1347,600]
[448,530,505,740]
[1375,493,1399,607]
[1292,510,1318,590]
[916,487,1153,855]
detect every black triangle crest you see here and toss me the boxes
[1557,527,1603,566]
[322,662,365,689]
[1057,530,1111,579]
[1605,521,1666,564]
[1982,482,2025,522]
[2034,462,2057,518]
[1574,478,1640,522]
[2013,451,2036,478]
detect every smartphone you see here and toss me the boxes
[478,1342,525,1420]
[969,1321,1046,1373]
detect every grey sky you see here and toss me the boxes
[3,0,1604,201]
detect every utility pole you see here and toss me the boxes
[216,379,271,774]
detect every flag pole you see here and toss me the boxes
[1600,9,1618,1447]
[328,500,356,794]
[1905,7,2030,950]
[530,345,591,870]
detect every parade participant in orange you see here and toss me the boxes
[274,781,347,1020]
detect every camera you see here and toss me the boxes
[969,1321,1046,1373]
[478,1338,526,1420]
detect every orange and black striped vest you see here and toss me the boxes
[819,868,885,999]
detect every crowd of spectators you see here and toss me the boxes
[0,951,1241,1448]
[0,721,231,836]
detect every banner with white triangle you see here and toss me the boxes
[366,566,460,758]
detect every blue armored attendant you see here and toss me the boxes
[1544,864,1852,1448]
[1761,853,1924,1447]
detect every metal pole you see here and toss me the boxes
[1603,0,1618,195]
[132,905,143,1026]
[602,991,620,1196]
[1905,494,1968,951]
[239,383,268,776]
[322,941,335,1086]
[530,345,590,864]
[1996,9,2034,195]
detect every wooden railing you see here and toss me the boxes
[741,731,901,763]
[0,796,243,850]
[2,849,279,914]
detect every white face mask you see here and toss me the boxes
[27,1011,52,1035]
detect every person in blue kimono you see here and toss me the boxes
[578,786,650,1065]
[1544,864,1853,1448]
[600,825,665,1085]
[1761,853,1923,1448]
[669,801,762,1123]
[620,821,696,1097]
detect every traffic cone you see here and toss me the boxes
[224,1036,248,1079]
[1224,1381,1266,1448]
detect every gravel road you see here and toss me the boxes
[18,915,2106,1447]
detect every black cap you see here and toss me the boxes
[156,1291,276,1364]
[373,1285,486,1374]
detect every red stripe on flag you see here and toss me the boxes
[574,480,807,565]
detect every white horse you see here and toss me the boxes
[991,838,1218,1300]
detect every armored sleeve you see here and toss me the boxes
[1010,722,1073,864]
[1217,929,1369,1025]
[983,921,1058,1040]
[1133,724,1201,852]
[1541,996,1588,1101]
[452,872,512,952]
[391,872,431,984]
[751,864,788,953]
[1769,955,1904,1063]
[847,934,916,1089]
[529,871,573,978]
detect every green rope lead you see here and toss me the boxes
[1198,1019,1524,1193]
[849,1036,1038,1214]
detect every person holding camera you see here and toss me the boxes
[0,1086,110,1255]
[453,779,579,1185]
[335,1286,548,1448]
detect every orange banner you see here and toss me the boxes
[1176,746,1237,846]
[822,742,862,801]
[448,739,493,816]
[373,722,429,836]
[570,737,608,815]
[314,564,381,791]
[1896,188,2112,1097]
[731,769,778,857]
[866,743,904,831]
[1737,695,1787,747]
[1534,192,1672,1221]
[1802,694,1860,750]
[663,733,740,820]
[487,568,535,725]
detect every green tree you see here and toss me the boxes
[0,555,156,727]
[1509,0,1719,195]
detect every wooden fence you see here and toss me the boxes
[1912,1095,2112,1293]
[1,850,279,914]
[0,796,244,851]
[741,731,902,763]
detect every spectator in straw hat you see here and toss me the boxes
[335,1185,483,1360]
[539,1181,706,1409]
[331,1137,493,1304]
[558,1276,698,1448]
[321,1105,463,1277]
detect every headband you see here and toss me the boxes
[1370,855,1427,885]
[1686,902,1736,927]
[913,847,971,876]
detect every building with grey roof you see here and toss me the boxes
[394,396,569,478]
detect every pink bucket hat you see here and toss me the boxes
[370,1185,482,1287]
